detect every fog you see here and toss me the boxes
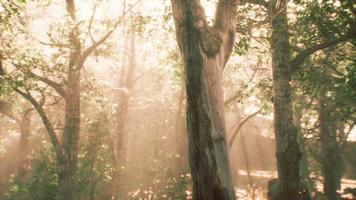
[0,0,355,199]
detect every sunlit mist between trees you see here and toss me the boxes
[0,0,355,200]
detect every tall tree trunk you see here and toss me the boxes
[294,107,313,196]
[18,104,31,178]
[174,88,187,176]
[58,1,81,199]
[270,1,302,199]
[319,93,342,200]
[58,63,81,200]
[240,129,255,200]
[170,1,237,199]
[114,23,136,199]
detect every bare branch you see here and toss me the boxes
[88,1,98,44]
[341,122,355,149]
[229,109,262,147]
[80,0,143,63]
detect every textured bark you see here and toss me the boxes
[58,64,81,200]
[294,108,313,196]
[319,93,342,200]
[170,1,237,199]
[270,1,303,199]
[58,1,81,199]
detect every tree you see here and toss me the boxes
[170,0,238,199]
[238,0,354,199]
[269,1,304,199]
[114,18,137,199]
[0,0,123,199]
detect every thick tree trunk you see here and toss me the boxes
[185,42,235,200]
[319,93,342,200]
[270,1,303,199]
[171,1,237,199]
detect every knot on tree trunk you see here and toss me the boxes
[199,26,222,57]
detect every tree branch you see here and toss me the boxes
[0,58,5,76]
[290,31,355,74]
[341,122,355,149]
[28,71,66,98]
[80,0,142,64]
[228,109,262,147]
[88,1,98,44]
[14,88,61,153]
[224,93,241,107]
[214,0,238,66]
[215,0,238,32]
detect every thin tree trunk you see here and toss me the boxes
[174,88,187,176]
[229,109,261,147]
[18,104,32,178]
[319,93,342,200]
[294,107,313,196]
[240,130,255,200]
[170,1,237,199]
[270,1,302,199]
[114,23,136,199]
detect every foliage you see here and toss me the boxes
[5,144,58,200]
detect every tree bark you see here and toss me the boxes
[270,1,303,199]
[58,63,81,200]
[58,1,82,199]
[294,107,313,196]
[170,1,237,199]
[319,93,342,200]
